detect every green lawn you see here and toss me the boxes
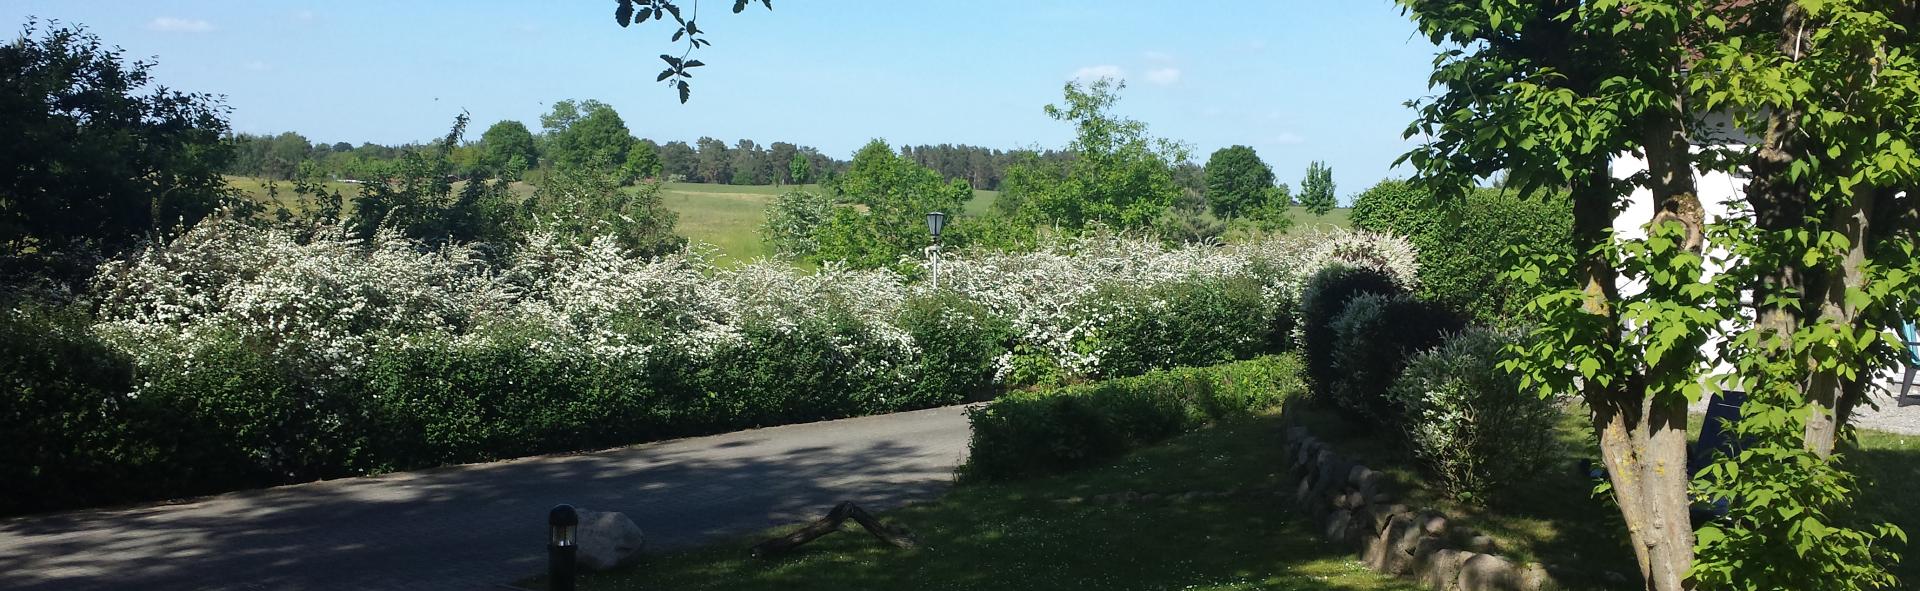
[228,175,1351,263]
[1286,402,1920,590]
[522,416,1420,591]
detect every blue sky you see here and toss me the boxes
[4,1,1441,196]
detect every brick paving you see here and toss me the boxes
[0,405,973,591]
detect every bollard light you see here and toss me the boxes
[549,504,578,591]
[926,211,947,239]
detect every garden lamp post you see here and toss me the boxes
[549,504,579,591]
[926,211,947,289]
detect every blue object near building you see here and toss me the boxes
[1900,321,1919,398]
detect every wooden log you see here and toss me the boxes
[750,502,918,558]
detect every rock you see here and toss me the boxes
[573,509,645,571]
[1368,492,1396,506]
[1286,426,1309,443]
[1324,508,1353,542]
[1520,562,1559,591]
[1381,515,1427,575]
[1420,549,1473,590]
[1356,470,1386,499]
[1420,511,1449,535]
[1347,465,1372,487]
[1458,553,1522,591]
[1468,533,1498,554]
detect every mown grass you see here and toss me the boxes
[227,175,1349,265]
[521,416,1420,591]
[1287,400,1920,590]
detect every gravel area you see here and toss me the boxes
[1688,368,1920,436]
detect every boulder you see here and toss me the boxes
[573,509,645,571]
[1420,549,1474,590]
[1519,562,1559,591]
[1324,508,1354,542]
[1458,553,1522,591]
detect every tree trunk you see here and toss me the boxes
[1805,188,1875,456]
[1573,160,1695,591]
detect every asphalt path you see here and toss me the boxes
[0,404,973,591]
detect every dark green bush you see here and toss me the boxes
[696,310,916,428]
[1327,293,1466,424]
[127,330,368,492]
[1085,276,1273,378]
[1297,265,1404,392]
[899,292,1013,406]
[961,354,1307,481]
[1387,328,1564,505]
[0,302,136,515]
[1349,181,1573,324]
[360,332,660,469]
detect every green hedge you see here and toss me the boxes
[4,281,1300,515]
[1328,293,1465,424]
[1298,265,1404,392]
[1348,181,1573,324]
[961,354,1308,481]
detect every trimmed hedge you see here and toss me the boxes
[961,354,1308,481]
[1328,293,1466,424]
[1298,265,1404,392]
[1349,181,1573,324]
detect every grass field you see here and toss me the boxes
[226,176,1347,264]
[1287,402,1920,590]
[522,415,1419,591]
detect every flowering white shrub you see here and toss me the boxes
[934,229,1417,376]
[92,220,506,378]
[91,219,1416,385]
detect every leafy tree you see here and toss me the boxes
[526,170,683,258]
[1298,161,1336,215]
[0,20,237,273]
[658,140,697,180]
[768,142,798,184]
[814,139,973,269]
[759,189,833,257]
[541,99,631,172]
[1002,78,1187,231]
[348,115,518,244]
[1398,1,1911,589]
[694,136,731,183]
[621,139,662,184]
[1203,145,1276,218]
[729,139,769,185]
[478,120,538,178]
[788,151,811,185]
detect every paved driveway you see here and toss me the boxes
[0,405,973,591]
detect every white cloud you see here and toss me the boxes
[1070,64,1125,82]
[1142,50,1173,62]
[1145,67,1182,86]
[146,17,215,33]
[1272,132,1306,145]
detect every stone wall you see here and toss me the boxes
[1282,423,1562,591]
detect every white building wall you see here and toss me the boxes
[1610,147,1748,381]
